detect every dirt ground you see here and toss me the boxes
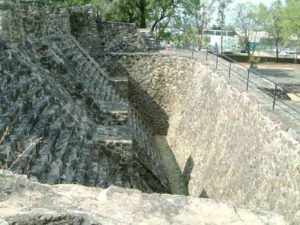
[240,62,300,83]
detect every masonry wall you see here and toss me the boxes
[0,0,169,193]
[93,53,181,135]
[129,105,169,189]
[69,5,101,54]
[97,22,147,52]
[123,54,300,224]
[69,5,148,54]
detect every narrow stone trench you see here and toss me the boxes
[0,2,298,225]
[155,136,188,195]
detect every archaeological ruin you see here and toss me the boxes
[0,0,299,224]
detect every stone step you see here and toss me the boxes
[98,101,128,126]
[85,96,128,125]
[109,76,129,100]
[73,125,133,186]
[94,124,131,141]
[49,35,126,103]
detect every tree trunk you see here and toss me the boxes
[246,41,251,58]
[140,10,146,28]
[151,20,159,32]
[139,0,147,28]
[199,10,206,50]
[221,30,223,54]
[157,18,171,39]
[275,40,279,63]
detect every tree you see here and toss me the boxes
[91,0,148,28]
[282,0,300,63]
[217,0,232,53]
[234,3,258,58]
[53,0,91,6]
[91,0,181,34]
[258,0,284,62]
[181,0,216,49]
[149,0,182,34]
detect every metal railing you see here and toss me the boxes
[197,48,300,119]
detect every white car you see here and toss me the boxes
[279,51,288,56]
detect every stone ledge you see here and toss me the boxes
[0,170,286,225]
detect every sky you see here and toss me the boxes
[222,0,275,25]
[232,0,273,7]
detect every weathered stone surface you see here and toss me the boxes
[0,170,286,225]
[119,54,300,224]
[69,5,156,54]
[0,0,168,193]
[0,1,297,224]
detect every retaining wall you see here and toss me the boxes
[122,54,300,224]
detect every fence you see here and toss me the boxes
[183,48,300,120]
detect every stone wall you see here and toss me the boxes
[0,170,286,225]
[0,1,10,34]
[68,5,101,54]
[129,105,169,189]
[69,5,148,54]
[85,52,170,189]
[101,53,193,134]
[0,0,169,193]
[97,22,147,52]
[123,54,300,224]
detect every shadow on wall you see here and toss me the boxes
[183,156,194,188]
[86,52,201,195]
[128,76,199,195]
[129,77,169,135]
[93,54,209,197]
[183,155,208,198]
[106,57,189,193]
[104,56,202,195]
[93,53,170,134]
[154,135,189,195]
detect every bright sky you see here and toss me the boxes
[222,0,275,25]
[232,0,274,7]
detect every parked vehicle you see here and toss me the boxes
[208,45,219,54]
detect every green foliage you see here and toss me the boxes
[52,0,91,6]
[91,0,138,23]
[176,0,216,48]
[90,0,181,33]
[234,2,258,56]
[51,0,300,47]
[248,55,260,68]
[257,0,284,61]
[217,0,232,53]
[282,0,300,47]
[217,0,232,28]
[202,35,210,47]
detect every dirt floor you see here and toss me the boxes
[240,62,300,84]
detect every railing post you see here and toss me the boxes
[273,84,278,110]
[192,46,194,59]
[215,53,219,69]
[246,69,250,91]
[206,47,208,60]
[229,61,232,77]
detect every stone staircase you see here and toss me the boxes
[36,41,128,126]
[47,31,129,123]
[138,29,159,52]
[0,42,131,185]
[0,2,169,193]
